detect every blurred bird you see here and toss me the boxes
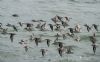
[49,24,53,31]
[92,24,98,31]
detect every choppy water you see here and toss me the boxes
[0,0,100,62]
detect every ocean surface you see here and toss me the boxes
[0,0,100,62]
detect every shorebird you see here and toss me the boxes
[48,24,53,31]
[84,24,91,32]
[92,24,98,31]
[9,33,16,42]
[45,39,51,47]
[40,49,48,57]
